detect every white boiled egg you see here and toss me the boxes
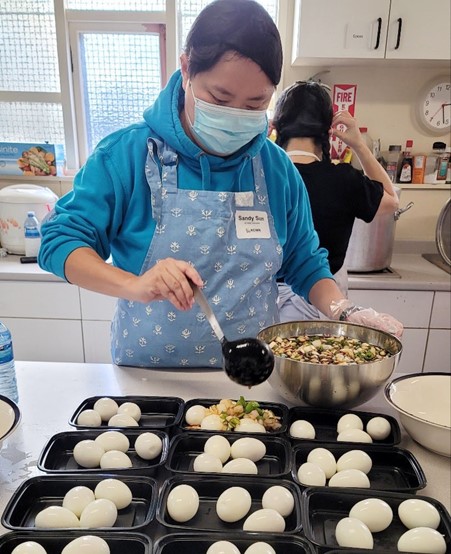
[93,397,119,422]
[204,435,231,463]
[397,527,447,554]
[398,498,441,529]
[35,506,80,528]
[349,498,393,532]
[335,517,374,549]
[307,447,336,479]
[336,449,372,474]
[244,543,276,554]
[328,468,370,488]
[99,450,132,469]
[11,542,48,554]
[366,416,391,440]
[73,440,105,468]
[234,419,266,433]
[108,413,139,427]
[185,404,207,426]
[166,484,199,522]
[134,432,162,460]
[206,542,240,554]
[193,452,223,473]
[222,458,258,474]
[216,486,252,522]
[62,486,95,517]
[76,409,102,427]
[61,535,110,554]
[243,508,285,532]
[289,420,315,439]
[230,437,266,462]
[337,428,373,443]
[94,431,130,453]
[262,485,294,517]
[117,401,141,422]
[337,413,364,433]
[79,498,117,528]
[94,478,133,510]
[200,414,224,431]
[297,462,326,486]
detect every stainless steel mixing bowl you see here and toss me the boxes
[257,320,402,409]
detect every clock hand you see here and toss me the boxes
[429,104,444,122]
[443,103,451,124]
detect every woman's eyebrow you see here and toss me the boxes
[211,84,267,102]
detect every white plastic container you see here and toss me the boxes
[0,184,57,254]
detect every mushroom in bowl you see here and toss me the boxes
[0,394,21,447]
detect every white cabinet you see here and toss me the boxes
[423,291,451,374]
[292,0,450,64]
[79,290,116,363]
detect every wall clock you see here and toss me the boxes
[416,76,451,135]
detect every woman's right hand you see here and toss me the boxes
[331,110,365,151]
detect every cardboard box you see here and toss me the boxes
[0,142,57,177]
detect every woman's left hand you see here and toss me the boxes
[331,110,365,151]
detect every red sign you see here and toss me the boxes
[331,84,357,160]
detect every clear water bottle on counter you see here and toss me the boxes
[0,321,19,404]
[24,211,41,257]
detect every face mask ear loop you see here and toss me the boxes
[185,79,195,128]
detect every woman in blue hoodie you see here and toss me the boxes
[39,0,402,368]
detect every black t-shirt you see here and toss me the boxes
[294,161,383,274]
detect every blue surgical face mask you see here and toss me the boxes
[186,81,268,156]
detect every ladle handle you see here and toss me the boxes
[191,283,226,343]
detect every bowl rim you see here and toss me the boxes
[384,372,451,431]
[0,394,21,443]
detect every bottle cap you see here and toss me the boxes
[432,141,446,150]
[27,211,35,217]
[406,140,413,148]
[389,145,402,151]
[359,127,368,133]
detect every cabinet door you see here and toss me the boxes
[423,329,451,373]
[292,0,390,63]
[79,289,116,321]
[386,0,450,59]
[82,321,112,363]
[430,291,451,328]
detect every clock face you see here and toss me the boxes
[419,78,451,134]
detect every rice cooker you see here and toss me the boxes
[0,184,58,254]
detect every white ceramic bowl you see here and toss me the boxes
[385,372,451,457]
[0,394,21,447]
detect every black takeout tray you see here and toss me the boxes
[301,487,451,553]
[69,395,184,430]
[181,397,289,434]
[154,532,315,553]
[156,474,302,534]
[287,406,401,445]
[166,431,291,478]
[37,429,168,475]
[292,442,426,492]
[1,474,157,531]
[0,531,151,553]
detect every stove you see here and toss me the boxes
[348,267,402,279]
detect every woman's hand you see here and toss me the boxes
[331,110,365,151]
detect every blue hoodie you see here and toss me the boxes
[39,71,332,300]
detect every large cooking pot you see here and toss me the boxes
[345,188,413,272]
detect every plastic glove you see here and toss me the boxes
[330,299,403,338]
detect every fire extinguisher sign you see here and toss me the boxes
[331,84,357,160]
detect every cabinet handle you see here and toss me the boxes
[394,17,403,49]
[374,17,382,49]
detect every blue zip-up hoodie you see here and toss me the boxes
[39,71,332,300]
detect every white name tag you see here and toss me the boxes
[235,210,271,239]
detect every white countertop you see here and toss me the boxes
[0,361,449,538]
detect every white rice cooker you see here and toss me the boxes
[0,184,58,254]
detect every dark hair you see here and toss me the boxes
[272,81,333,162]
[184,0,282,86]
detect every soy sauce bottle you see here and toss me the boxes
[398,140,414,184]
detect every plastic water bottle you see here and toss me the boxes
[0,321,19,404]
[24,211,41,257]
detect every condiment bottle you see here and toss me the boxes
[398,140,414,183]
[435,146,450,182]
[424,142,446,184]
[385,145,402,183]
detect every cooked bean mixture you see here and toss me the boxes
[269,335,391,365]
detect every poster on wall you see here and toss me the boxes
[331,84,357,160]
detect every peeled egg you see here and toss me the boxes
[349,498,393,532]
[93,397,119,422]
[335,517,374,549]
[222,458,258,474]
[108,413,139,427]
[289,419,315,439]
[200,414,224,431]
[261,485,294,517]
[79,498,117,528]
[61,535,110,554]
[307,447,337,479]
[35,506,80,528]
[230,437,266,462]
[234,419,266,433]
[297,462,326,486]
[243,508,285,532]
[11,542,48,554]
[397,527,447,554]
[336,449,372,474]
[99,450,132,469]
[166,484,199,522]
[94,478,133,510]
[337,428,373,443]
[337,413,364,433]
[206,542,240,554]
[366,416,391,440]
[398,498,441,530]
[328,468,370,488]
[244,543,276,554]
[216,486,252,522]
[204,435,231,463]
[193,452,223,473]
[94,431,130,453]
[134,432,163,460]
[62,486,95,517]
[73,440,105,468]
[185,404,207,425]
[117,401,141,422]
[77,409,102,427]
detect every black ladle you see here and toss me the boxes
[191,284,274,387]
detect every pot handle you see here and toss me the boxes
[394,201,414,221]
